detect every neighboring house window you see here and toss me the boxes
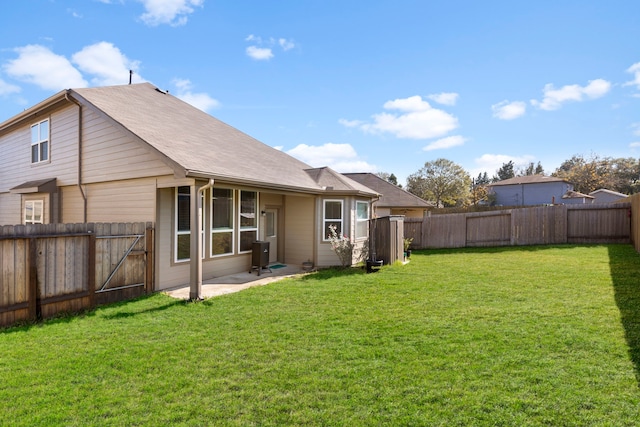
[239,191,258,252]
[355,201,369,239]
[211,188,234,256]
[31,119,49,163]
[323,200,343,241]
[175,186,191,261]
[24,200,44,224]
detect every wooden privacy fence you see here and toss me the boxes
[0,222,154,327]
[369,216,404,266]
[631,194,640,253]
[405,203,632,249]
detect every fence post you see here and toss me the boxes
[145,226,154,293]
[27,237,39,321]
[87,232,96,309]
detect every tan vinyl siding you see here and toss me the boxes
[283,195,315,266]
[59,186,86,223]
[0,106,78,192]
[0,193,22,225]
[81,108,174,183]
[83,178,157,223]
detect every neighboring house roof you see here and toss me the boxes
[589,189,628,199]
[488,175,570,187]
[343,173,435,208]
[0,83,376,197]
[562,190,594,200]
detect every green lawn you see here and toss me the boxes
[2,244,640,426]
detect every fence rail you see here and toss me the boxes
[0,222,153,327]
[405,203,632,249]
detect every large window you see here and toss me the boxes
[24,200,44,224]
[211,188,234,256]
[323,200,343,240]
[355,201,369,239]
[239,191,258,252]
[31,119,49,164]
[175,186,191,261]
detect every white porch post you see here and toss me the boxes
[189,179,214,300]
[189,183,203,300]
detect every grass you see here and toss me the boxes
[2,244,640,426]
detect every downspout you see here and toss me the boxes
[65,92,88,222]
[189,178,214,300]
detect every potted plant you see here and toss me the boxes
[403,237,413,259]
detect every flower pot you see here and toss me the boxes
[302,261,314,271]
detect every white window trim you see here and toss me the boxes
[24,200,44,225]
[355,201,369,239]
[30,118,50,164]
[174,187,205,263]
[175,186,191,263]
[323,199,344,242]
[210,187,235,258]
[238,190,259,253]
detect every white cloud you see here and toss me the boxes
[172,78,219,111]
[286,143,376,173]
[278,38,295,51]
[427,92,458,106]
[422,135,466,151]
[629,142,640,148]
[245,34,295,60]
[3,45,88,90]
[625,62,640,90]
[471,153,536,177]
[631,122,640,137]
[346,95,458,139]
[337,118,363,128]
[138,0,204,27]
[72,42,142,86]
[530,78,611,111]
[246,46,273,61]
[0,78,21,96]
[492,100,526,120]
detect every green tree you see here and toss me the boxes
[406,158,471,207]
[551,153,637,194]
[377,172,402,188]
[493,160,515,182]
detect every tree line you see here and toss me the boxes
[380,154,640,208]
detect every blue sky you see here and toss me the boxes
[2,1,640,186]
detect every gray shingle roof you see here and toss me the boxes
[343,173,434,208]
[488,175,570,186]
[71,83,375,195]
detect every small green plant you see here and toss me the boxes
[328,224,353,267]
[403,237,413,251]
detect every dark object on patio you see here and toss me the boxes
[366,259,383,273]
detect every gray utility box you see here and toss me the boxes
[251,241,271,276]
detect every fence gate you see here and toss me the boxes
[93,223,153,305]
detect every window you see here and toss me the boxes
[239,191,258,252]
[24,200,44,224]
[323,200,343,241]
[211,188,234,256]
[31,119,49,163]
[175,186,191,261]
[356,201,369,239]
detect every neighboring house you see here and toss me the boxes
[488,175,574,206]
[0,83,378,298]
[561,190,594,204]
[589,189,628,203]
[343,173,434,218]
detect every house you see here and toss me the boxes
[488,175,575,206]
[0,83,378,298]
[561,190,594,204]
[589,189,628,204]
[343,173,434,218]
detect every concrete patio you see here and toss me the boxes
[163,264,307,300]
